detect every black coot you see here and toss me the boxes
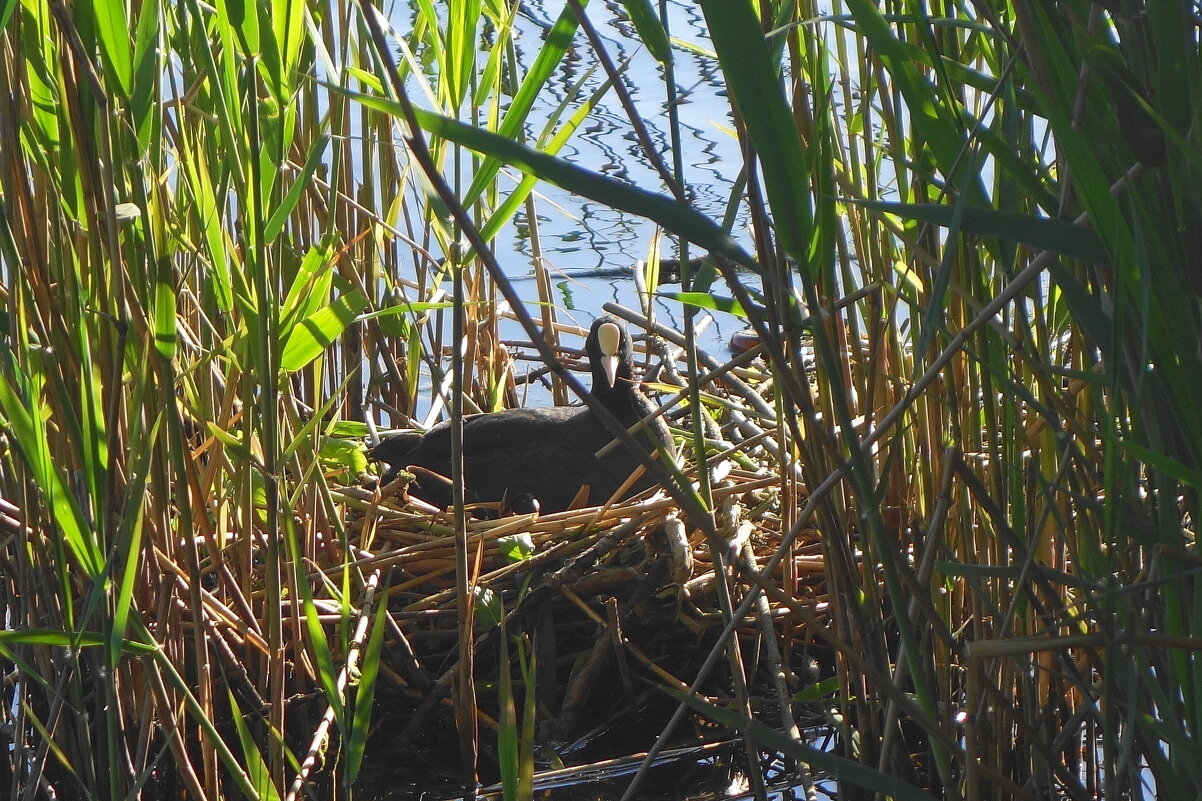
[372,316,675,513]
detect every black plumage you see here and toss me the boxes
[371,316,675,513]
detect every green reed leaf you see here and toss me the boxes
[347,597,389,782]
[264,134,330,243]
[620,0,671,63]
[850,200,1111,263]
[697,0,812,263]
[91,0,133,97]
[228,690,284,801]
[281,290,369,374]
[659,290,747,318]
[0,368,104,578]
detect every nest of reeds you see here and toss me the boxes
[336,309,833,795]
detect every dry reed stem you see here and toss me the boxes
[154,547,271,655]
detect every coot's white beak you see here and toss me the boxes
[597,321,622,388]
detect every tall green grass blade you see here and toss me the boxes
[220,0,260,56]
[153,278,177,359]
[849,200,1110,263]
[228,691,284,801]
[271,0,305,95]
[108,394,159,668]
[130,0,162,150]
[179,147,235,312]
[844,0,986,203]
[444,0,481,110]
[1017,2,1137,275]
[496,618,518,801]
[346,596,388,782]
[0,0,17,29]
[461,0,589,204]
[620,0,670,63]
[182,0,246,186]
[697,0,813,264]
[477,61,609,244]
[358,300,455,324]
[1117,438,1202,491]
[290,523,344,732]
[0,629,156,654]
[15,3,64,152]
[659,291,747,318]
[91,0,133,97]
[264,133,330,243]
[517,634,536,799]
[412,0,448,104]
[0,369,104,578]
[280,237,338,334]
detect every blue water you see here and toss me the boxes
[384,0,753,354]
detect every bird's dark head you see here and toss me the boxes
[589,315,632,390]
[502,491,541,516]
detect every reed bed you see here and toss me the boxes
[2,0,1201,799]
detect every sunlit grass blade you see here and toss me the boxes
[0,629,156,654]
[264,133,331,243]
[697,0,813,264]
[461,0,590,203]
[91,0,134,97]
[477,60,609,244]
[0,368,104,578]
[229,691,285,801]
[280,289,369,373]
[844,0,987,202]
[346,595,388,783]
[848,200,1110,263]
[496,616,518,801]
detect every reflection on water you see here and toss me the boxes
[389,0,748,338]
[382,0,754,371]
[499,0,745,275]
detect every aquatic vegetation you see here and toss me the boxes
[0,0,1198,798]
